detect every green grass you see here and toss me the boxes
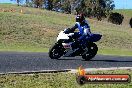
[0,4,132,56]
[98,49,132,56]
[0,44,48,52]
[0,69,132,88]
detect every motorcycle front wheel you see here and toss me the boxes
[82,42,98,61]
[49,43,64,59]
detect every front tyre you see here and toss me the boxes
[82,42,98,61]
[49,43,64,59]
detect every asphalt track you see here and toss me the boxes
[0,52,132,73]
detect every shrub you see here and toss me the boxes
[108,12,124,25]
[129,18,132,28]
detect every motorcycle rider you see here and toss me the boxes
[64,12,92,51]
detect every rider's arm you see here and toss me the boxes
[64,24,78,34]
[84,20,90,28]
[83,20,92,36]
[70,23,78,31]
[84,20,91,33]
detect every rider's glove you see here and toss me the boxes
[63,28,71,34]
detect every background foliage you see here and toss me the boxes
[12,0,115,20]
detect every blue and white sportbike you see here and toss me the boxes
[49,28,102,61]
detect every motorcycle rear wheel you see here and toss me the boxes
[82,42,98,61]
[49,43,64,59]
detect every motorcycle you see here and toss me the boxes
[48,29,102,61]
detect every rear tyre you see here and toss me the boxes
[49,43,64,59]
[82,42,98,61]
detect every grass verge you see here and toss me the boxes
[0,69,132,88]
[0,44,49,52]
[98,49,132,56]
[0,46,132,56]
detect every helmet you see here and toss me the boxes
[76,13,85,23]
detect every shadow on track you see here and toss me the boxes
[55,58,132,62]
[57,58,82,61]
[91,59,132,62]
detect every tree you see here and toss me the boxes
[61,0,72,13]
[76,0,115,20]
[51,0,61,11]
[31,0,44,8]
[11,0,23,6]
[48,0,77,13]
[45,0,54,10]
[105,0,115,14]
[44,0,76,13]
[16,0,20,6]
[25,0,29,7]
